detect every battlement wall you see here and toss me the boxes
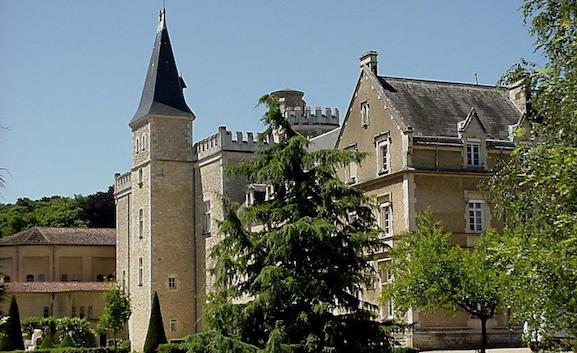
[194,126,271,160]
[114,171,132,194]
[282,105,339,127]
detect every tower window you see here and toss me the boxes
[138,168,143,187]
[203,201,211,235]
[168,276,177,289]
[138,208,144,238]
[467,142,481,167]
[138,257,143,287]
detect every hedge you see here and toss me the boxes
[2,347,129,353]
[157,343,188,353]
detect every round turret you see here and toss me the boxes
[271,88,340,138]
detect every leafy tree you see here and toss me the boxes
[97,285,131,352]
[193,95,393,353]
[0,186,115,237]
[56,317,96,347]
[1,296,24,350]
[81,186,116,228]
[487,0,577,348]
[383,211,502,353]
[143,292,167,353]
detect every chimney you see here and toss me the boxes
[360,51,378,75]
[508,78,530,114]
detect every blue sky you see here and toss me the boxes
[0,1,542,203]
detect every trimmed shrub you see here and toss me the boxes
[143,292,167,353]
[0,296,25,351]
[40,335,56,349]
[60,334,76,347]
[392,347,419,353]
[157,343,187,353]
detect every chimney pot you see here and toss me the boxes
[360,51,378,75]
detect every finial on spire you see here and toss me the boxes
[157,8,166,32]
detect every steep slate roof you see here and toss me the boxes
[308,127,341,152]
[377,76,522,140]
[131,10,194,124]
[4,282,111,293]
[0,227,115,246]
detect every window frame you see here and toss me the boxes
[138,208,144,239]
[376,139,390,175]
[360,100,370,127]
[138,257,143,287]
[466,141,481,167]
[467,200,485,233]
[203,200,211,235]
[379,202,393,239]
[168,276,177,290]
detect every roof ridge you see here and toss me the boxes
[379,75,501,89]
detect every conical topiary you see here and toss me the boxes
[143,292,167,353]
[39,335,55,349]
[59,334,75,347]
[1,296,24,350]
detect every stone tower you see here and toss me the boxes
[115,10,197,351]
[271,89,340,138]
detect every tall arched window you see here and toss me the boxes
[138,208,144,238]
[138,257,143,286]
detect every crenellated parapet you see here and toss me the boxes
[194,126,271,161]
[114,171,132,194]
[283,105,340,127]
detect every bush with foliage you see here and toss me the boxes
[22,317,58,342]
[0,295,24,351]
[40,335,56,349]
[56,317,96,347]
[157,342,188,353]
[60,334,76,348]
[3,347,130,353]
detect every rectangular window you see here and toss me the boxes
[168,276,176,289]
[377,140,390,174]
[379,202,393,238]
[203,201,211,235]
[170,319,177,333]
[71,305,77,317]
[467,142,481,167]
[360,101,370,127]
[43,306,50,318]
[468,201,484,232]
[88,305,93,319]
[61,274,68,282]
[79,306,85,319]
[138,257,143,286]
[138,208,144,238]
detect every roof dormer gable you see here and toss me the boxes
[457,107,488,139]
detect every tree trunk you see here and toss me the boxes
[480,317,488,353]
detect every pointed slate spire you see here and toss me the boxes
[131,9,194,125]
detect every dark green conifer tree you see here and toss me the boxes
[39,335,55,349]
[143,292,167,353]
[198,95,394,353]
[2,296,24,350]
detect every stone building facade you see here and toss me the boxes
[113,11,339,351]
[115,11,529,352]
[336,51,530,349]
[0,227,115,327]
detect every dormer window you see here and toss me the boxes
[466,142,481,167]
[360,101,370,127]
[246,184,268,205]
